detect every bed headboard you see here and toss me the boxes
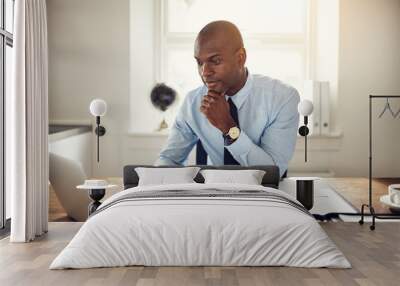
[123,165,280,189]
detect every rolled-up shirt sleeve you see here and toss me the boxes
[155,100,198,166]
[226,89,300,177]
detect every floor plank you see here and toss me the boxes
[49,183,71,222]
[1,222,399,286]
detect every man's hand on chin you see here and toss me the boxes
[200,90,236,134]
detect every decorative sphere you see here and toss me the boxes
[298,99,314,116]
[150,83,177,112]
[89,99,107,116]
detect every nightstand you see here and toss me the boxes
[77,180,118,216]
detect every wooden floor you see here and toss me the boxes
[1,222,400,286]
[49,184,71,222]
[49,177,400,222]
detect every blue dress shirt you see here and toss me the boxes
[155,72,300,177]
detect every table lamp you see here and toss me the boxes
[89,99,107,162]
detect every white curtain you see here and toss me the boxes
[8,0,49,242]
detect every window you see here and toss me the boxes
[0,0,14,231]
[157,0,313,123]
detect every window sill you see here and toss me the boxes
[124,130,343,152]
[301,130,343,139]
[126,130,343,139]
[295,130,343,151]
[127,130,170,137]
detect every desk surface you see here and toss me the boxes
[100,177,400,214]
[324,177,400,214]
[49,177,400,222]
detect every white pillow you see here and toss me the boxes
[135,167,201,186]
[200,169,266,185]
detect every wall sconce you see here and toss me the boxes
[89,99,107,162]
[298,99,314,162]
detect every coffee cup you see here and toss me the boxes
[388,184,400,205]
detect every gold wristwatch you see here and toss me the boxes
[224,126,240,145]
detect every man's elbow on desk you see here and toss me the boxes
[154,156,181,166]
[226,132,288,177]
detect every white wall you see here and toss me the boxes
[335,0,400,177]
[47,0,130,177]
[48,0,400,178]
[289,0,400,177]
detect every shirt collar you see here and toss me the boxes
[224,70,253,110]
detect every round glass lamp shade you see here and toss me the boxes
[298,99,314,116]
[89,99,107,117]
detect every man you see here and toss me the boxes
[156,21,300,177]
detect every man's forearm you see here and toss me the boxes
[154,156,181,166]
[226,130,289,177]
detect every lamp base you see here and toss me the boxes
[95,126,106,136]
[296,180,314,210]
[298,126,309,136]
[157,119,168,131]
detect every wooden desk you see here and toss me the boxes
[49,177,400,222]
[324,177,400,214]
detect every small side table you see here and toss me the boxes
[288,177,320,210]
[77,182,117,216]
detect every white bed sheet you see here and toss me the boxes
[50,183,350,269]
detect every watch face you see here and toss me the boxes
[229,127,240,139]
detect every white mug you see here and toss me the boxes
[388,184,400,205]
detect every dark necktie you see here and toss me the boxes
[224,98,240,165]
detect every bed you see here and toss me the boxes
[50,165,350,269]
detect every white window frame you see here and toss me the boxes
[1,0,14,230]
[155,0,316,87]
[153,0,326,135]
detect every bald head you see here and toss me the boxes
[195,21,244,54]
[194,21,247,95]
